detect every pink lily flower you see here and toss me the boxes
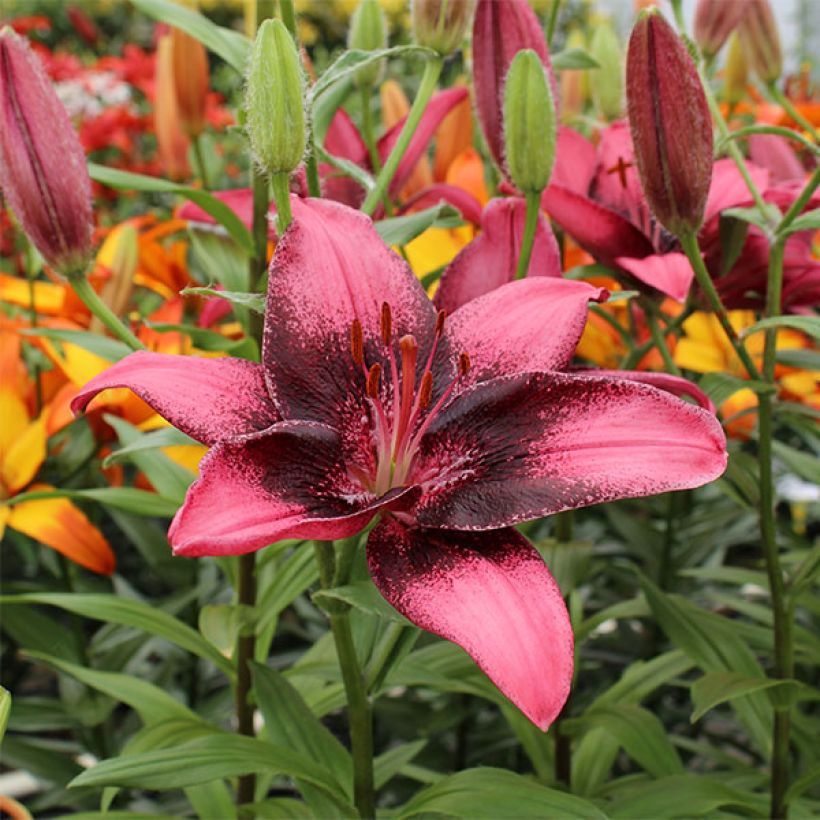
[73,196,727,729]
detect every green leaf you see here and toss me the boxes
[251,663,354,812]
[311,46,435,102]
[567,704,683,778]
[55,814,179,820]
[781,207,820,236]
[772,440,820,483]
[374,740,426,789]
[103,426,197,466]
[198,603,253,660]
[784,762,820,804]
[20,326,130,361]
[130,0,250,72]
[105,415,195,503]
[375,204,464,247]
[398,768,608,818]
[313,581,410,624]
[188,229,250,293]
[718,124,820,156]
[743,314,820,341]
[0,686,10,743]
[1,593,233,676]
[552,47,600,70]
[775,347,820,369]
[5,486,180,517]
[698,372,775,407]
[313,78,353,146]
[26,651,200,725]
[722,204,781,232]
[317,146,375,193]
[241,799,313,818]
[88,163,254,254]
[181,286,265,314]
[69,734,346,797]
[691,671,801,722]
[608,774,764,817]
[145,322,256,356]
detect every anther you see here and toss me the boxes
[350,318,364,365]
[435,309,446,337]
[380,302,392,345]
[399,334,418,355]
[366,363,382,398]
[418,371,433,409]
[458,351,471,376]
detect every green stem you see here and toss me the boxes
[271,171,293,233]
[360,85,382,174]
[314,541,375,818]
[192,134,210,190]
[305,149,322,198]
[235,553,257,806]
[514,190,543,280]
[66,270,144,351]
[622,303,695,369]
[279,0,297,37]
[25,263,43,413]
[361,57,443,216]
[545,0,561,47]
[776,166,820,237]
[644,304,681,376]
[766,82,818,142]
[678,231,761,380]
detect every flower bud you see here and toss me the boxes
[155,32,190,181]
[560,28,589,123]
[171,27,209,138]
[90,223,138,334]
[472,0,557,175]
[348,0,387,88]
[626,10,713,236]
[693,0,747,59]
[245,18,306,175]
[503,49,556,193]
[412,0,476,57]
[723,31,748,106]
[588,18,623,121]
[737,0,781,84]
[0,27,93,273]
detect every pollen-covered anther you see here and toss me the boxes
[366,363,382,398]
[350,318,364,365]
[380,301,392,345]
[459,351,471,376]
[435,309,447,337]
[418,371,434,410]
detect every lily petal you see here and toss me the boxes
[615,252,694,302]
[177,188,256,230]
[444,278,607,385]
[367,518,573,730]
[748,134,805,184]
[2,415,46,494]
[435,197,562,313]
[399,184,483,226]
[414,371,727,530]
[552,126,597,196]
[169,421,419,557]
[703,158,769,224]
[71,351,278,446]
[587,369,716,413]
[263,196,443,425]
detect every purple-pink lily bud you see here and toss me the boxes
[472,0,556,175]
[626,11,713,237]
[0,27,93,273]
[737,0,782,85]
[694,0,748,58]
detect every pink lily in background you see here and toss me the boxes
[73,196,727,729]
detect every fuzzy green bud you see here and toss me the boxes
[412,0,475,56]
[245,18,306,175]
[348,0,387,88]
[589,19,624,121]
[724,31,748,106]
[503,49,556,194]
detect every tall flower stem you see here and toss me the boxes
[766,82,818,142]
[361,56,443,216]
[545,0,562,47]
[66,270,144,351]
[678,231,761,381]
[192,134,210,189]
[514,190,543,280]
[360,86,382,174]
[314,541,375,818]
[621,303,695,370]
[235,552,257,805]
[271,171,293,232]
[643,303,681,376]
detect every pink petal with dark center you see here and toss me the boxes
[367,518,573,730]
[541,184,656,268]
[378,87,469,197]
[434,197,562,313]
[71,351,278,446]
[413,371,727,530]
[615,252,694,302]
[443,278,607,385]
[263,196,447,427]
[587,370,715,413]
[169,421,420,557]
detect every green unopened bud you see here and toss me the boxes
[348,0,387,88]
[724,31,748,106]
[503,49,556,193]
[412,0,475,56]
[245,18,306,175]
[737,0,781,85]
[588,18,623,121]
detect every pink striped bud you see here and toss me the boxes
[0,27,93,273]
[626,11,713,236]
[694,0,748,58]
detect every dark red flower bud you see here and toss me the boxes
[0,27,93,273]
[626,11,713,236]
[693,0,748,58]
